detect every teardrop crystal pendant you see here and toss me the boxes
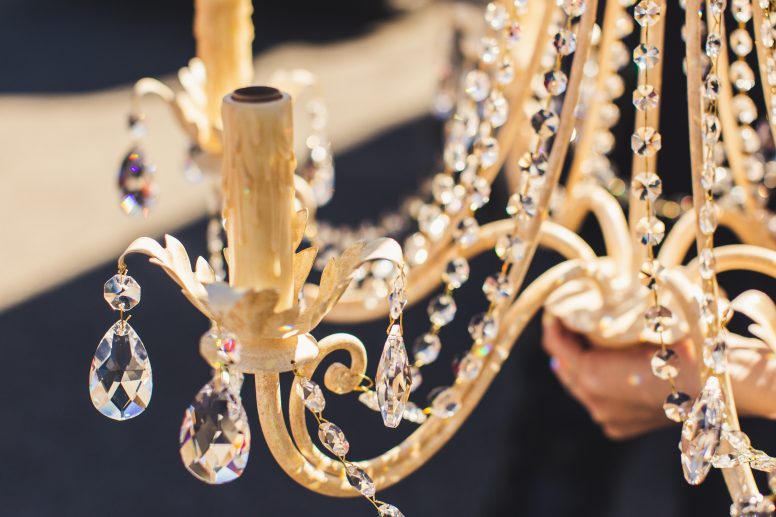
[89,320,152,420]
[376,324,412,428]
[118,147,157,217]
[179,373,251,484]
[680,376,725,485]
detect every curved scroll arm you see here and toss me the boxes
[255,260,594,496]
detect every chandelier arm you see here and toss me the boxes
[627,0,667,278]
[662,268,759,502]
[752,1,776,149]
[711,8,761,216]
[499,0,598,321]
[685,243,776,278]
[256,259,592,497]
[322,218,596,324]
[131,78,202,145]
[658,208,776,267]
[564,0,626,193]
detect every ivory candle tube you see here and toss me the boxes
[221,86,297,310]
[194,0,254,129]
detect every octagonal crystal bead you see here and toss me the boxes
[464,70,491,102]
[346,464,375,497]
[431,386,462,418]
[104,274,141,311]
[428,294,457,327]
[631,172,662,201]
[632,84,660,111]
[443,257,470,289]
[651,349,679,380]
[468,312,498,341]
[413,332,441,366]
[544,70,568,95]
[634,0,660,26]
[631,126,662,156]
[633,43,659,69]
[531,108,560,137]
[296,377,326,413]
[645,305,673,332]
[703,335,727,374]
[554,28,577,55]
[664,391,693,422]
[454,217,480,247]
[636,216,666,245]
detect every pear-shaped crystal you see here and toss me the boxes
[90,321,152,420]
[376,325,412,428]
[296,377,326,413]
[318,421,349,456]
[346,464,376,498]
[118,148,156,216]
[379,503,406,517]
[680,376,725,485]
[179,377,250,484]
[103,274,141,311]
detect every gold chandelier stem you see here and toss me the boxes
[752,1,776,148]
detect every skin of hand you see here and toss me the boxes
[541,314,776,440]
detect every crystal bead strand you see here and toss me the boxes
[294,372,405,516]
[628,1,692,423]
[423,0,585,420]
[677,0,730,489]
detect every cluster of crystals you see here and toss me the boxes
[119,114,157,217]
[712,423,776,474]
[298,97,336,206]
[626,0,694,430]
[295,373,405,516]
[403,0,527,268]
[375,268,414,428]
[575,5,635,194]
[90,269,152,420]
[179,326,250,484]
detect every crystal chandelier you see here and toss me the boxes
[88,0,776,515]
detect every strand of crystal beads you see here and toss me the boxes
[677,0,730,489]
[759,0,776,120]
[359,0,527,421]
[294,372,405,516]
[404,0,525,269]
[628,1,693,424]
[418,1,586,421]
[576,6,635,194]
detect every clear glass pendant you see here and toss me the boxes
[179,373,251,484]
[376,325,412,428]
[89,321,152,420]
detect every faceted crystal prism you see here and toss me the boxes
[443,257,470,288]
[318,421,349,456]
[346,464,376,498]
[632,84,659,111]
[428,294,457,327]
[633,43,659,70]
[179,378,250,484]
[651,349,679,380]
[631,172,662,201]
[378,503,405,517]
[680,376,725,485]
[376,325,412,428]
[636,216,666,246]
[89,321,152,420]
[664,391,693,422]
[118,148,156,216]
[296,377,326,413]
[103,274,141,311]
[631,126,662,156]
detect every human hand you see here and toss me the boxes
[541,314,700,440]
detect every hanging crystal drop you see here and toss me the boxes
[179,375,250,484]
[296,377,326,413]
[318,421,349,456]
[118,148,157,216]
[413,333,441,366]
[704,73,721,100]
[89,321,152,420]
[702,114,721,144]
[346,464,376,498]
[680,376,725,485]
[103,274,141,311]
[378,503,406,517]
[376,325,412,428]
